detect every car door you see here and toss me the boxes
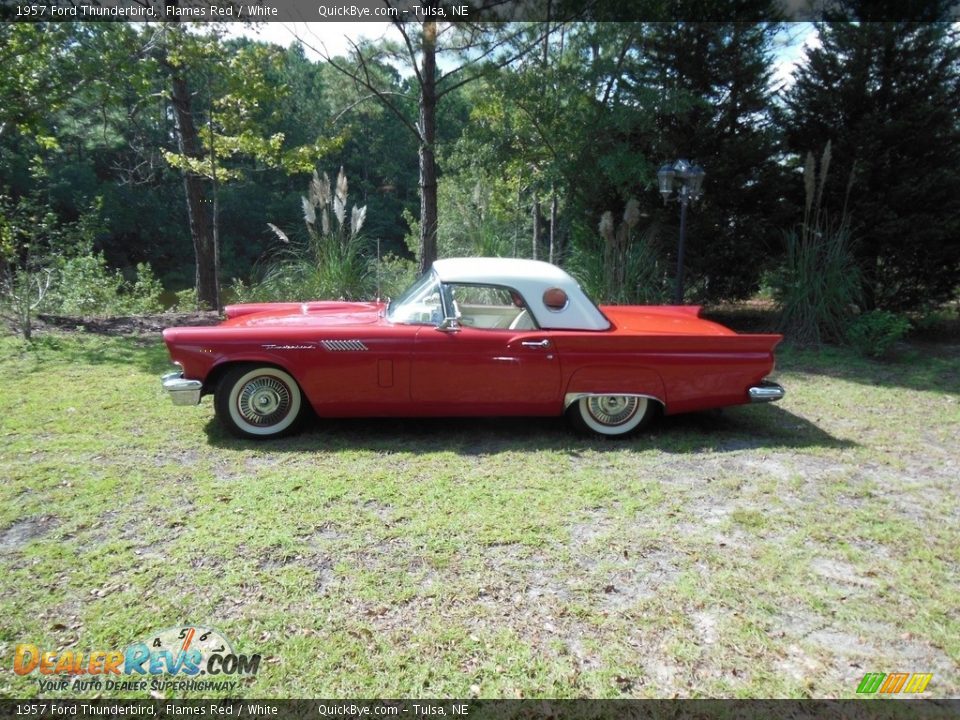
[409,283,562,415]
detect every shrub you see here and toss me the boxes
[570,199,669,305]
[1,194,62,340]
[225,278,253,305]
[249,168,374,302]
[51,255,163,316]
[909,302,957,337]
[126,263,165,314]
[170,287,200,312]
[845,310,911,357]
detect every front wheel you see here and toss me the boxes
[568,395,658,437]
[215,365,304,439]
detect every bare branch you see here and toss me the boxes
[331,92,412,125]
[436,22,532,76]
[436,23,562,100]
[293,29,422,142]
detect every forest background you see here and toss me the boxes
[1,13,958,348]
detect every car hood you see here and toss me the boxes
[221,301,385,328]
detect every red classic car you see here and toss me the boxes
[161,258,784,439]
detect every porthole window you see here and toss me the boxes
[543,287,569,312]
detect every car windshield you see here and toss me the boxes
[386,271,445,325]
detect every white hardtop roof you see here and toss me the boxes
[432,257,611,331]
[433,257,572,285]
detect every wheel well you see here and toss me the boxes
[563,392,665,412]
[203,361,294,397]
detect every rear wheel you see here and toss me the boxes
[215,365,304,439]
[569,395,658,437]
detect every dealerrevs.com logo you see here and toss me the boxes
[14,625,260,694]
[856,672,933,694]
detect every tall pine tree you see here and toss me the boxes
[781,22,960,311]
[644,21,787,300]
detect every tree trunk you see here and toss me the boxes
[532,197,541,260]
[417,20,439,275]
[170,73,219,310]
[548,189,558,264]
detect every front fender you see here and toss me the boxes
[202,353,305,395]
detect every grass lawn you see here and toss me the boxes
[0,330,957,699]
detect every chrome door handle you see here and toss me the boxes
[521,339,551,349]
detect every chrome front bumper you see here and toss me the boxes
[162,370,203,406]
[749,380,785,403]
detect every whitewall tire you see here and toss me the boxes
[570,395,657,437]
[215,365,304,439]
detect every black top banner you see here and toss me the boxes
[2,700,960,720]
[1,0,958,22]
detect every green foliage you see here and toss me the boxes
[171,287,200,312]
[50,255,163,316]
[441,21,785,301]
[437,173,519,259]
[159,39,344,182]
[373,253,417,301]
[0,24,93,145]
[0,193,73,339]
[0,193,162,339]
[44,197,163,316]
[317,55,420,261]
[772,144,861,346]
[910,303,959,337]
[5,20,958,319]
[568,234,669,307]
[773,223,860,346]
[225,278,253,305]
[845,310,911,358]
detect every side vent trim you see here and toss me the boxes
[322,340,369,352]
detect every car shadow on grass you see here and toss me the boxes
[202,404,854,456]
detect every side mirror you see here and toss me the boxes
[436,318,461,333]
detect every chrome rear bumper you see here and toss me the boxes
[749,380,785,403]
[162,370,203,406]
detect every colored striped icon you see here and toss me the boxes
[857,672,933,694]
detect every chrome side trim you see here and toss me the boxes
[748,381,785,403]
[321,340,369,352]
[564,392,664,410]
[161,370,203,406]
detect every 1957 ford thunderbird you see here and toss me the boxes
[161,258,784,439]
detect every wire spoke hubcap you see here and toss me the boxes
[237,377,291,426]
[587,395,640,426]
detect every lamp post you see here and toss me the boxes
[657,159,705,304]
